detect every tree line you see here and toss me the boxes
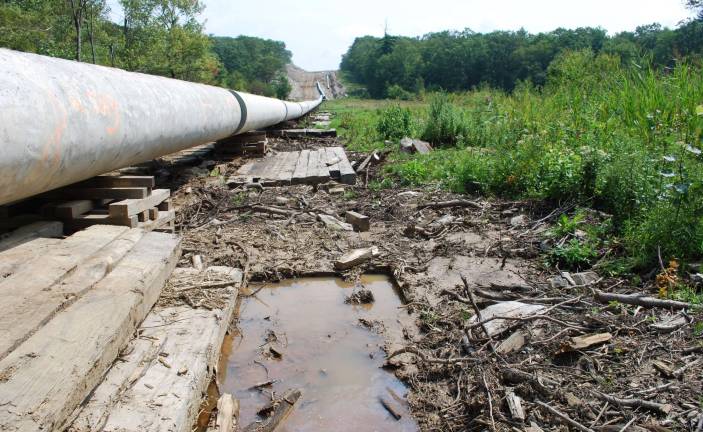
[0,0,292,98]
[341,14,703,98]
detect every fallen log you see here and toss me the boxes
[242,389,301,432]
[594,290,692,310]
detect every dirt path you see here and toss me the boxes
[159,117,702,432]
[286,64,346,101]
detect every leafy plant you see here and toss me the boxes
[376,105,413,141]
[549,239,598,270]
[421,94,467,147]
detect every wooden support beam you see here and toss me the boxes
[0,221,63,252]
[74,175,155,190]
[70,269,240,432]
[45,187,149,200]
[54,200,95,219]
[0,228,145,361]
[0,231,181,431]
[109,189,170,219]
[331,147,356,185]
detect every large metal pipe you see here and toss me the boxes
[0,48,323,206]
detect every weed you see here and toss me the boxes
[231,192,246,206]
[549,238,598,270]
[421,93,467,147]
[693,321,703,336]
[368,177,395,192]
[342,190,358,200]
[376,105,413,141]
[550,211,586,238]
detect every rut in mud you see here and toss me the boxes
[220,275,418,431]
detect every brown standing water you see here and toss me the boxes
[218,275,419,431]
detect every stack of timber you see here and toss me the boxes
[0,225,244,432]
[0,175,174,234]
[0,226,182,431]
[228,146,356,186]
[158,143,216,167]
[215,131,268,156]
[67,265,242,432]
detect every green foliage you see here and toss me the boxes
[376,105,413,141]
[421,94,468,147]
[341,22,703,98]
[330,51,703,269]
[551,211,586,238]
[211,35,292,96]
[549,239,599,270]
[0,1,293,96]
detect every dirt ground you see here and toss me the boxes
[156,116,703,432]
[286,64,346,101]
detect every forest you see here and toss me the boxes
[0,0,292,98]
[341,19,703,98]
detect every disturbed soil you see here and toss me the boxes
[286,64,346,101]
[157,117,703,432]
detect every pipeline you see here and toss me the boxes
[0,48,324,206]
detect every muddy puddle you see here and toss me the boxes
[218,275,418,431]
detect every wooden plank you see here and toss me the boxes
[45,187,149,200]
[334,246,380,270]
[211,394,238,432]
[236,161,257,177]
[0,237,63,278]
[0,228,146,361]
[0,214,47,230]
[325,147,341,178]
[245,158,270,182]
[260,153,287,184]
[0,225,127,293]
[75,175,155,189]
[54,200,94,219]
[157,199,173,212]
[65,213,139,230]
[331,147,356,185]
[307,150,330,183]
[468,301,546,337]
[276,151,300,184]
[148,207,159,220]
[0,221,63,252]
[139,210,175,232]
[74,271,240,432]
[0,231,181,432]
[67,337,164,432]
[291,149,311,185]
[109,189,170,219]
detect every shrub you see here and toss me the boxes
[387,84,415,101]
[421,94,468,147]
[376,105,413,141]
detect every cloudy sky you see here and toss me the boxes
[112,0,694,71]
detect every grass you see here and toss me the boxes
[327,50,703,278]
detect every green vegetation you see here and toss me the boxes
[212,36,292,98]
[328,49,703,271]
[341,23,703,98]
[0,0,292,97]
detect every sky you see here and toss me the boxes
[110,0,694,71]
